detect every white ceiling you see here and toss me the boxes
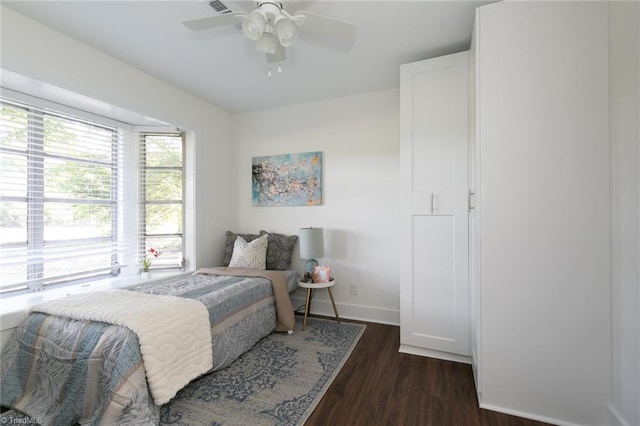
[3,0,490,113]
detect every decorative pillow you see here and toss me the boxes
[259,230,298,270]
[228,234,269,269]
[223,231,261,266]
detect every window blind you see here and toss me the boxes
[138,132,184,271]
[0,98,125,292]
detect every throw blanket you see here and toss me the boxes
[195,267,295,332]
[31,289,213,405]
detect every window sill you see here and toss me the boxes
[0,271,191,332]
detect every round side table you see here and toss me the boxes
[297,278,340,330]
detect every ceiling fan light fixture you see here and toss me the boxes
[274,16,296,47]
[242,10,266,41]
[183,2,358,67]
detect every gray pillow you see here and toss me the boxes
[222,231,261,267]
[259,230,297,270]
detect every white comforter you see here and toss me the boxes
[31,289,213,405]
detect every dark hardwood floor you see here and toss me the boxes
[303,316,552,426]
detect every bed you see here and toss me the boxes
[0,231,299,425]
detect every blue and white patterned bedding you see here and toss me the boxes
[0,271,298,425]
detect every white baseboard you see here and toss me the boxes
[398,344,471,364]
[479,403,588,426]
[479,402,630,426]
[289,294,400,326]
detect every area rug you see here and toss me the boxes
[160,316,365,426]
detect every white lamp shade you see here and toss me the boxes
[242,10,266,41]
[275,17,296,47]
[299,227,324,259]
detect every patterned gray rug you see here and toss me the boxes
[160,316,365,426]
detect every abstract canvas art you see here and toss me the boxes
[252,151,322,206]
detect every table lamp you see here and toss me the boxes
[299,227,324,274]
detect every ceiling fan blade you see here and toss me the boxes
[295,10,357,43]
[182,12,245,31]
[266,43,287,63]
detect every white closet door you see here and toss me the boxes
[473,2,610,422]
[400,51,469,358]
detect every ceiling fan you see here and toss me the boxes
[182,0,357,64]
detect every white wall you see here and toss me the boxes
[0,6,234,271]
[232,89,401,324]
[609,2,640,426]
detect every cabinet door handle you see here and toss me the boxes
[431,193,436,214]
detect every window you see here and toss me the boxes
[0,96,189,295]
[139,133,184,270]
[0,99,122,293]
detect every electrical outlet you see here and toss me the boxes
[349,283,358,296]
